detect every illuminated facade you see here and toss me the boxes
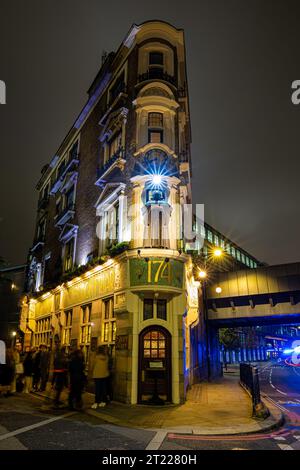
[20,21,260,403]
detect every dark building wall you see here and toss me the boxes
[74,99,105,266]
[0,267,25,343]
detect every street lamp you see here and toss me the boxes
[11,331,17,348]
[216,286,222,294]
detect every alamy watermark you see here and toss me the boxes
[0,340,6,364]
[0,80,6,104]
[96,202,205,251]
[291,80,300,105]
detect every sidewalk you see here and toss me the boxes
[33,374,283,435]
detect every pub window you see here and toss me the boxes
[214,234,219,246]
[104,297,113,319]
[157,299,167,321]
[35,316,51,347]
[63,310,72,346]
[80,304,92,364]
[102,297,115,343]
[143,299,154,321]
[143,330,165,359]
[231,246,236,258]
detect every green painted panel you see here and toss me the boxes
[130,258,184,288]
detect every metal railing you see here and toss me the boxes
[138,69,176,87]
[240,363,261,411]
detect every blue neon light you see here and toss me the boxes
[283,348,294,354]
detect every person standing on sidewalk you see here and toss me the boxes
[1,348,15,396]
[68,349,86,410]
[32,346,42,391]
[10,347,21,394]
[39,345,50,391]
[52,346,68,408]
[91,346,109,409]
[23,349,34,393]
[106,345,114,403]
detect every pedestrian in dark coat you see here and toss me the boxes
[52,347,68,408]
[32,347,42,391]
[23,350,34,393]
[39,345,50,391]
[0,348,15,395]
[68,349,86,410]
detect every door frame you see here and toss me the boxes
[138,325,172,403]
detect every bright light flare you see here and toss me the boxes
[199,270,207,279]
[216,286,222,294]
[152,174,162,186]
[213,248,223,257]
[283,348,294,355]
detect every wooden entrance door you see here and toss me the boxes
[138,326,171,403]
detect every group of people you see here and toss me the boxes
[0,344,50,395]
[0,343,113,411]
[50,344,113,410]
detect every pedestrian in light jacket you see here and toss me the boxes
[91,346,109,409]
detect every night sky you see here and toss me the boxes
[0,0,299,266]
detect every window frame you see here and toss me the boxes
[102,297,116,344]
[149,51,164,67]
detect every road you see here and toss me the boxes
[1,362,300,451]
[163,361,300,450]
[0,393,155,450]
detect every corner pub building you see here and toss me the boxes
[20,21,261,404]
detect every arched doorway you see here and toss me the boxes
[138,326,171,403]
